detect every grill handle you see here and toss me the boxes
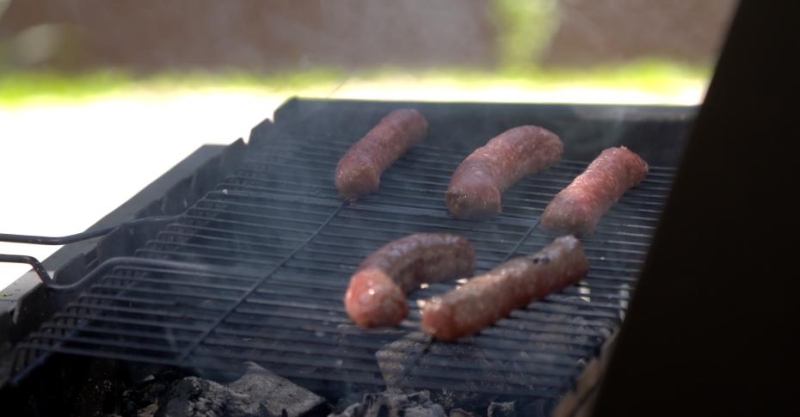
[0,255,251,291]
[0,215,179,245]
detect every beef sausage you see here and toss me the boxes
[335,109,428,201]
[421,235,588,341]
[345,233,475,328]
[446,126,563,220]
[540,146,649,237]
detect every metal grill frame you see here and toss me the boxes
[6,100,691,410]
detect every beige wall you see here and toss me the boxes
[0,0,737,72]
[0,0,495,72]
[542,0,737,66]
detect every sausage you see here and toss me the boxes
[335,109,428,201]
[445,126,563,220]
[420,235,588,341]
[540,146,649,237]
[344,233,475,328]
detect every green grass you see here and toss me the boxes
[490,0,560,66]
[0,68,348,105]
[410,60,709,91]
[0,60,710,106]
[0,0,711,107]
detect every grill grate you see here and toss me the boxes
[12,108,676,404]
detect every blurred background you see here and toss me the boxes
[0,0,736,289]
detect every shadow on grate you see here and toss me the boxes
[12,123,675,404]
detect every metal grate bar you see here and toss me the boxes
[50,311,211,331]
[39,323,199,343]
[163,224,308,245]
[212,320,605,352]
[257,133,677,175]
[174,204,345,361]
[225,165,670,209]
[249,139,677,183]
[27,333,183,354]
[198,335,583,381]
[12,109,681,405]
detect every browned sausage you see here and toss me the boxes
[540,147,649,237]
[420,235,588,341]
[445,126,563,220]
[344,233,475,328]
[335,109,428,201]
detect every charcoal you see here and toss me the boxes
[449,408,480,417]
[157,377,251,417]
[331,389,371,414]
[228,362,328,417]
[375,332,431,389]
[138,403,159,417]
[519,399,553,417]
[486,401,516,417]
[329,391,446,417]
[430,389,492,412]
[71,360,128,417]
[154,362,327,417]
[122,369,187,416]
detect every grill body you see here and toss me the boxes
[1,100,693,414]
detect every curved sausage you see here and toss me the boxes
[540,146,649,237]
[421,235,588,341]
[446,125,563,220]
[344,233,475,328]
[335,109,428,201]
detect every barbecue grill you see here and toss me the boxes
[2,0,799,416]
[0,99,690,416]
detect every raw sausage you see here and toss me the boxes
[345,233,475,328]
[421,235,588,341]
[540,146,649,237]
[446,125,563,220]
[335,109,428,201]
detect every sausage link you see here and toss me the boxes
[421,235,588,341]
[446,126,563,220]
[335,109,428,201]
[540,146,649,237]
[344,233,475,328]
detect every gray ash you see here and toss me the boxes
[329,391,446,417]
[108,363,328,417]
